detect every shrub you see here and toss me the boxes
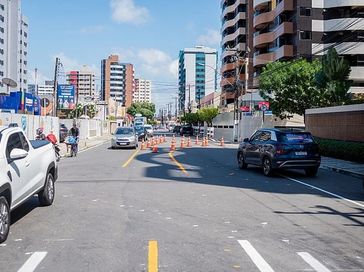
[314,137,364,163]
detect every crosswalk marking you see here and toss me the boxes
[298,252,332,272]
[238,240,275,272]
[18,252,47,272]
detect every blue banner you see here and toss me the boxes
[57,84,75,110]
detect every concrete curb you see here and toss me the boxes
[320,165,364,179]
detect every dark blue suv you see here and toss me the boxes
[237,129,321,177]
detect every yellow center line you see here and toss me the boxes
[168,152,188,175]
[122,148,140,168]
[148,240,158,272]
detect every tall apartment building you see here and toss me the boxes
[66,66,96,103]
[101,55,134,108]
[220,0,364,107]
[220,0,249,106]
[134,78,152,103]
[253,0,364,93]
[178,46,218,112]
[0,0,28,94]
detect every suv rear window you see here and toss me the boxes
[278,133,314,143]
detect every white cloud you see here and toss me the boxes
[110,0,149,25]
[137,49,176,78]
[197,29,221,47]
[80,25,106,34]
[169,59,179,79]
[28,69,51,85]
[52,53,100,79]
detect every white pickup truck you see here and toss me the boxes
[0,126,58,243]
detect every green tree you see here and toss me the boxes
[316,48,352,105]
[127,102,156,121]
[181,113,200,125]
[68,103,98,119]
[259,59,323,119]
[198,107,219,127]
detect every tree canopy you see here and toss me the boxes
[259,58,323,118]
[180,107,219,126]
[127,102,156,121]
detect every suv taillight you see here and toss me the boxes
[276,144,289,155]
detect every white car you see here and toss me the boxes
[0,126,58,243]
[144,125,154,137]
[111,127,138,149]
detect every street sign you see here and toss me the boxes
[240,106,250,112]
[258,101,270,111]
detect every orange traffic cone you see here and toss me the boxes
[195,135,199,145]
[206,137,209,146]
[141,140,145,150]
[152,145,158,153]
[220,137,225,147]
[146,140,151,149]
[180,139,185,149]
[187,137,191,147]
[201,138,206,147]
[170,141,176,151]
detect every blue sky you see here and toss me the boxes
[23,0,221,108]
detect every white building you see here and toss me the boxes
[0,0,28,94]
[66,65,96,103]
[178,46,218,112]
[28,81,54,96]
[133,78,151,103]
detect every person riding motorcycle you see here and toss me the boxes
[68,123,80,157]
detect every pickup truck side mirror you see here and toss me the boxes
[243,138,250,143]
[10,148,28,161]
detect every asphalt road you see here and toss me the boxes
[1,136,364,272]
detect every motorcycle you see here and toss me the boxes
[67,136,79,157]
[46,133,61,162]
[35,128,46,140]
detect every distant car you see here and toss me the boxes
[135,126,147,141]
[59,124,68,143]
[111,127,138,149]
[237,128,321,177]
[180,125,194,136]
[173,125,181,134]
[144,124,154,137]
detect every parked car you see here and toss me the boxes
[180,125,194,136]
[144,124,154,137]
[237,128,321,177]
[173,125,181,134]
[59,123,68,143]
[111,127,138,149]
[0,126,58,243]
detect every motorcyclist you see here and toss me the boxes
[68,123,80,157]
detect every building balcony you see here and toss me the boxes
[253,0,294,29]
[221,0,240,19]
[253,0,271,11]
[222,27,246,46]
[221,63,236,73]
[253,45,294,67]
[221,13,246,32]
[253,22,294,48]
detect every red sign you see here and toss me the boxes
[258,101,270,111]
[240,106,250,112]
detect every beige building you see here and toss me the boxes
[66,66,96,103]
[133,78,151,103]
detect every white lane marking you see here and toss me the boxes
[281,175,364,209]
[297,252,332,272]
[238,240,275,272]
[18,252,47,272]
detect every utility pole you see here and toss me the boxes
[188,84,191,113]
[34,68,38,96]
[53,57,59,117]
[174,96,178,118]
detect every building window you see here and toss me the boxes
[0,4,4,11]
[0,27,3,33]
[0,38,3,44]
[0,60,3,65]
[300,7,311,16]
[0,15,4,22]
[300,31,312,40]
[0,71,3,76]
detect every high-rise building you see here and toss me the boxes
[178,46,218,112]
[134,78,152,103]
[101,55,134,108]
[0,0,28,94]
[66,66,96,103]
[220,0,249,107]
[252,0,364,93]
[220,0,364,107]
[28,81,54,96]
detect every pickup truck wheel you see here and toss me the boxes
[38,173,55,206]
[0,196,10,243]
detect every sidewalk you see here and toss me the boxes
[320,157,364,179]
[59,135,111,157]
